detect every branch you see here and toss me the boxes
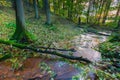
[0,39,91,63]
[33,46,76,52]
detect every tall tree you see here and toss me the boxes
[97,0,105,24]
[67,0,73,20]
[11,0,32,42]
[117,19,120,29]
[102,0,112,24]
[43,0,51,25]
[115,2,120,22]
[33,0,39,19]
[86,0,94,23]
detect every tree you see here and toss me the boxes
[102,0,112,24]
[115,2,120,22]
[11,0,32,43]
[97,0,105,24]
[33,0,39,19]
[67,0,73,20]
[43,0,51,25]
[86,0,94,23]
[117,19,120,29]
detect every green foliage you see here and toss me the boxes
[39,62,56,78]
[105,22,118,29]
[99,42,120,58]
[0,1,11,7]
[44,25,59,32]
[72,63,120,80]
[109,32,120,42]
[29,21,82,48]
[9,57,23,70]
[8,50,32,70]
[0,53,11,61]
[26,31,37,42]
[98,40,120,78]
[4,22,16,29]
[96,69,119,79]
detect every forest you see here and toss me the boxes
[0,0,120,80]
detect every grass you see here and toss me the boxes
[0,6,83,49]
[0,6,83,70]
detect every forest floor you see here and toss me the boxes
[0,7,120,80]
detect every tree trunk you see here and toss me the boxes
[102,0,111,24]
[62,0,65,16]
[53,0,56,14]
[11,0,31,43]
[117,19,120,28]
[33,0,39,19]
[58,0,60,14]
[68,0,73,20]
[86,0,94,23]
[97,0,105,24]
[78,17,81,25]
[44,0,51,25]
[115,3,120,22]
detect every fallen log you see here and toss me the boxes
[33,46,76,52]
[0,39,91,63]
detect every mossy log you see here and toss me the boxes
[0,39,91,63]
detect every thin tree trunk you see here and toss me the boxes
[33,0,39,19]
[86,0,94,23]
[97,0,105,24]
[44,0,51,25]
[68,0,73,20]
[115,3,120,22]
[117,19,120,28]
[78,17,81,25]
[58,0,60,14]
[62,0,65,16]
[102,0,112,24]
[53,0,56,14]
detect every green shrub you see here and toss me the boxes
[4,22,16,29]
[99,42,120,58]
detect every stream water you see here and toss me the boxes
[0,31,111,80]
[71,31,110,62]
[51,31,111,80]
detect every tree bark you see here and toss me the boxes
[33,0,39,19]
[102,0,112,24]
[43,0,51,25]
[53,0,56,14]
[117,19,120,28]
[115,3,120,22]
[86,0,94,23]
[11,0,32,43]
[97,0,105,24]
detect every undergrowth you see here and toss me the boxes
[98,38,120,79]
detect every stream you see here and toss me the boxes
[71,31,110,62]
[0,30,111,80]
[49,31,111,80]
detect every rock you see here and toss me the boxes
[72,33,107,49]
[47,61,81,80]
[86,71,99,80]
[73,47,101,62]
